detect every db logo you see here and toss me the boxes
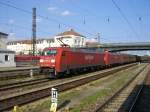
[85,55,94,60]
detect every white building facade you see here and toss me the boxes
[0,32,8,49]
[7,29,86,55]
[7,38,54,55]
[0,50,16,67]
[0,32,16,67]
[7,40,31,55]
[53,29,86,47]
[36,39,54,53]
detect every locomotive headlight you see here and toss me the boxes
[40,59,44,62]
[50,59,55,63]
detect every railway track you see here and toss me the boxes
[95,64,150,112]
[0,67,40,80]
[0,63,136,111]
[129,65,150,112]
[0,78,51,91]
[0,64,137,95]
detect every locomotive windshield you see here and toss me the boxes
[43,50,57,55]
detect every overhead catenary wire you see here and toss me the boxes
[111,0,140,39]
[130,0,144,40]
[0,23,111,42]
[0,22,51,35]
[68,0,144,43]
[0,0,118,43]
[0,1,97,38]
[67,1,120,42]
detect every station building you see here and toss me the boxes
[0,32,16,67]
[7,38,54,55]
[0,32,8,49]
[0,49,16,67]
[7,29,87,54]
[54,29,86,47]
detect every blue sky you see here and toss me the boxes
[0,0,150,43]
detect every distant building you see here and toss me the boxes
[7,29,87,54]
[0,32,16,67]
[0,50,16,67]
[36,38,54,53]
[7,38,54,55]
[0,32,8,49]
[54,29,86,47]
[7,40,32,55]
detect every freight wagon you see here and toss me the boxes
[15,55,40,66]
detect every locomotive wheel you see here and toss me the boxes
[66,69,70,74]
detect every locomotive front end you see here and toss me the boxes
[39,49,57,69]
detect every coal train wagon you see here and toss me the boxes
[39,47,137,77]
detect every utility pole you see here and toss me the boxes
[32,7,36,56]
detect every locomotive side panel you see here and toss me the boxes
[58,50,105,73]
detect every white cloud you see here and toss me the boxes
[9,32,15,37]
[8,19,14,24]
[48,6,57,11]
[61,10,72,16]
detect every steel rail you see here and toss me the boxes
[95,64,149,112]
[0,78,50,91]
[128,66,150,112]
[0,63,136,111]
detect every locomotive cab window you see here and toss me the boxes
[43,50,57,56]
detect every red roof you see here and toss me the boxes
[56,29,85,37]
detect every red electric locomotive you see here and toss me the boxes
[39,47,106,76]
[39,47,137,77]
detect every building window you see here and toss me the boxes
[78,40,80,43]
[5,55,9,61]
[74,40,77,44]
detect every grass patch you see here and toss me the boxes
[70,64,146,112]
[20,64,146,112]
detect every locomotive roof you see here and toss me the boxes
[44,47,103,53]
